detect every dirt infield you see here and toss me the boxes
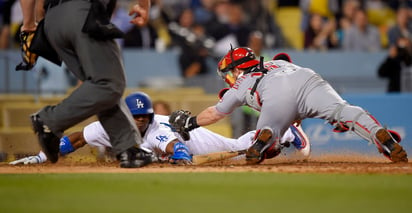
[1,155,411,174]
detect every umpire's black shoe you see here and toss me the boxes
[117,147,153,168]
[30,113,60,163]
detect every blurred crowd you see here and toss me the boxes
[299,0,412,51]
[1,0,412,88]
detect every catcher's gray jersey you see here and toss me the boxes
[216,60,383,141]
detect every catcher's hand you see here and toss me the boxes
[15,31,38,71]
[168,110,199,141]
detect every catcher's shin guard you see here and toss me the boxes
[246,127,274,164]
[375,129,408,163]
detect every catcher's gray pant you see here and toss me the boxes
[38,0,141,155]
[257,68,383,144]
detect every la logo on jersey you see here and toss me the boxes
[136,99,145,108]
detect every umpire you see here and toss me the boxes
[18,0,152,168]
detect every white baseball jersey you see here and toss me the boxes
[83,114,296,157]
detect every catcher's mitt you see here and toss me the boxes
[169,110,199,141]
[15,31,38,71]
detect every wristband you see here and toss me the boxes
[187,116,200,131]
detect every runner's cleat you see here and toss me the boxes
[290,124,311,158]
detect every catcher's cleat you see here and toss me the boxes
[246,128,274,164]
[30,113,60,163]
[375,129,408,163]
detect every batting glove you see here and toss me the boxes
[169,142,192,165]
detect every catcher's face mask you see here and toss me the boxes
[217,67,236,87]
[217,46,259,87]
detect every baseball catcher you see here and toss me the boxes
[168,47,407,164]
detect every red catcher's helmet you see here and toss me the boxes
[217,47,259,87]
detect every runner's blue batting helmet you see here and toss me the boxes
[125,92,154,118]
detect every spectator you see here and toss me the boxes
[149,0,174,51]
[204,0,231,46]
[338,0,361,24]
[153,100,172,115]
[378,37,412,92]
[240,0,283,48]
[304,13,339,50]
[0,0,18,49]
[248,31,265,57]
[342,9,381,51]
[191,0,215,24]
[223,2,250,46]
[169,8,211,78]
[300,0,339,32]
[364,0,400,48]
[335,0,361,45]
[123,24,158,48]
[160,0,191,22]
[387,0,412,11]
[387,6,412,46]
[209,2,251,56]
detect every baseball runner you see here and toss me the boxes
[169,47,408,164]
[10,92,310,165]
